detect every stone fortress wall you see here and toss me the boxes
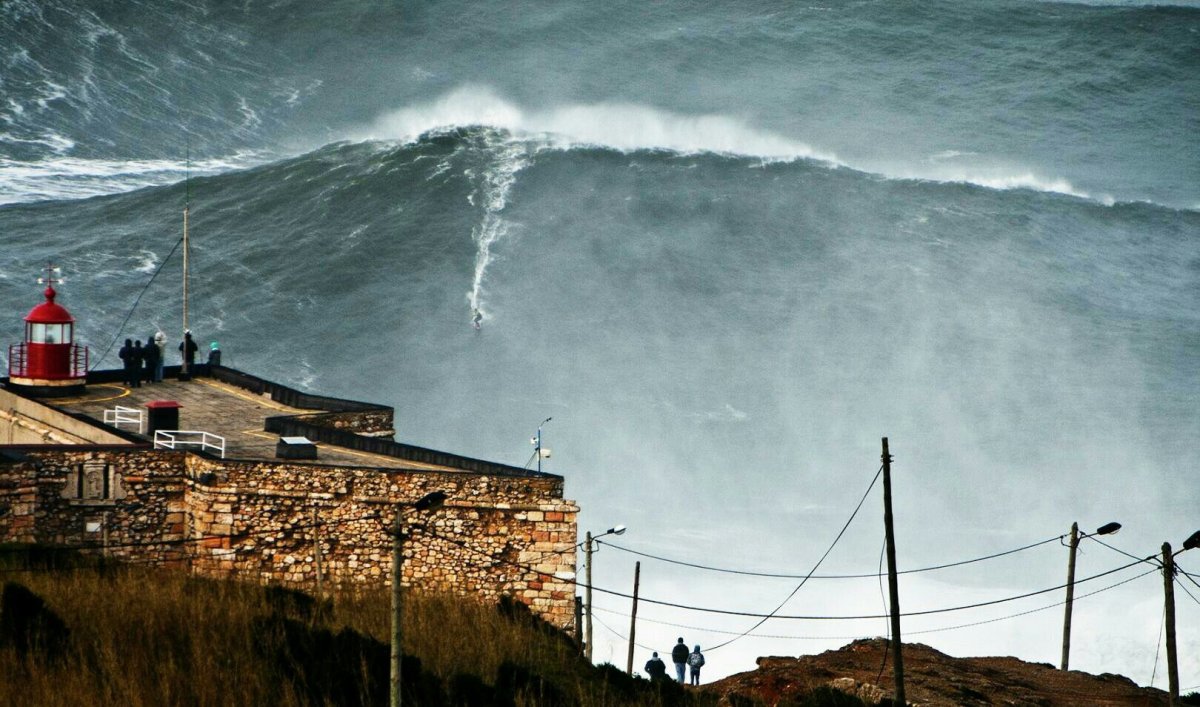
[0,369,579,628]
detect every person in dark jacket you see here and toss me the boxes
[131,340,144,386]
[207,341,221,368]
[179,331,198,370]
[687,645,706,686]
[644,651,667,681]
[118,339,137,387]
[671,637,689,684]
[142,334,160,384]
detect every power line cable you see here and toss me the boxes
[1175,575,1200,608]
[1150,604,1164,688]
[701,464,883,652]
[89,236,184,370]
[418,521,1157,623]
[590,567,1158,642]
[1084,535,1163,570]
[581,554,1155,621]
[875,535,889,685]
[598,533,1065,579]
[6,504,1161,627]
[592,610,655,654]
[903,567,1158,636]
[1174,561,1200,593]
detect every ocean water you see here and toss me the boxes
[2,0,1199,686]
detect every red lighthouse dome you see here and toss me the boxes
[7,265,88,396]
[26,285,75,328]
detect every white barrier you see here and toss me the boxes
[103,405,144,433]
[153,430,226,459]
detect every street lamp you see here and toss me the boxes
[1061,520,1121,671]
[1183,530,1200,552]
[529,418,553,473]
[584,525,626,662]
[391,490,449,707]
[1162,529,1200,706]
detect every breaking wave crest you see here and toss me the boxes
[357,87,1127,206]
[357,86,840,165]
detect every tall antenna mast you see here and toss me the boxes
[181,143,192,380]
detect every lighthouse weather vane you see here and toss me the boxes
[37,262,65,288]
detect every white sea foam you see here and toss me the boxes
[358,85,841,164]
[0,154,256,206]
[359,87,1127,206]
[237,96,262,129]
[900,157,1117,205]
[134,250,158,274]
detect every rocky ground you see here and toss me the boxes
[708,639,1178,706]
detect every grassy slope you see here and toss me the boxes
[0,549,724,707]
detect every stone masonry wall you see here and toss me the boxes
[185,455,578,626]
[0,449,189,565]
[0,448,579,628]
[287,409,394,436]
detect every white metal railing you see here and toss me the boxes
[153,430,226,458]
[103,405,144,433]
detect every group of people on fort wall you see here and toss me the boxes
[118,330,221,387]
[643,637,706,685]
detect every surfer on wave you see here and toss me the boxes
[472,309,483,330]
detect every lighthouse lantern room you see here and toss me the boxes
[7,264,88,396]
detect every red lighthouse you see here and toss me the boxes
[7,264,88,396]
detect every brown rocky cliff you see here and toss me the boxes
[709,638,1173,706]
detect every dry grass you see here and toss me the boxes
[0,555,723,707]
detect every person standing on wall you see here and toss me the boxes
[130,340,145,387]
[118,339,137,387]
[671,637,689,684]
[141,333,160,384]
[152,331,166,381]
[644,651,667,682]
[687,645,705,686]
[179,330,198,373]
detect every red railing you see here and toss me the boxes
[7,343,26,377]
[7,342,88,379]
[71,343,89,377]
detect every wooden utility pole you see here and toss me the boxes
[626,561,641,674]
[574,596,584,654]
[1060,522,1079,670]
[390,513,405,707]
[388,491,446,707]
[585,531,594,662]
[881,437,906,706]
[179,180,191,381]
[1162,542,1179,706]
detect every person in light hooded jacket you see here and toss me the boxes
[152,331,166,381]
[687,645,705,686]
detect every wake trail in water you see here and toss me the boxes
[466,139,529,327]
